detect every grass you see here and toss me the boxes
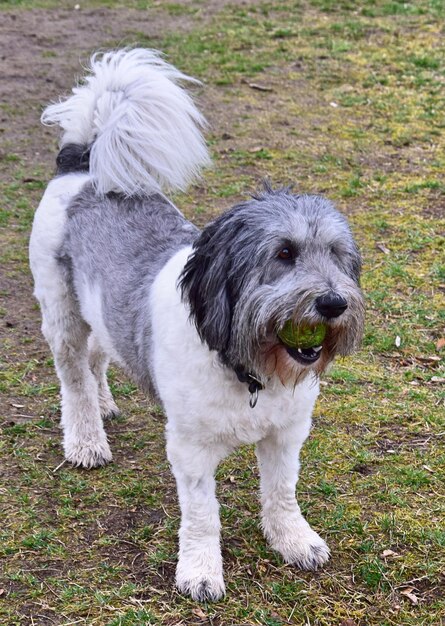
[0,0,444,625]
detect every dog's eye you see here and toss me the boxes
[277,247,293,261]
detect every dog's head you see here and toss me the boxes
[179,185,365,385]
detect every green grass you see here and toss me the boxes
[1,0,444,624]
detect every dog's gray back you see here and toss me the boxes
[59,183,198,391]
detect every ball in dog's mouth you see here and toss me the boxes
[277,321,327,365]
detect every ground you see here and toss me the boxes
[0,1,444,625]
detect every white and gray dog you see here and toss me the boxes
[30,49,365,601]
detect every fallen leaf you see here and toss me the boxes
[436,337,445,350]
[422,464,434,473]
[192,607,207,619]
[431,376,445,384]
[400,588,419,605]
[395,336,401,348]
[11,403,25,408]
[248,82,273,92]
[376,243,390,254]
[382,549,398,558]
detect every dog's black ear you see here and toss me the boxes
[179,213,242,354]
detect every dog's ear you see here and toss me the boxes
[179,216,239,354]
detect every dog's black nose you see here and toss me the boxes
[316,293,348,319]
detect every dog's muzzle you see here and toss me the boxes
[280,292,349,366]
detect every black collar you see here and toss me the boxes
[234,366,264,408]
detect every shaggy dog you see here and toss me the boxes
[30,49,365,601]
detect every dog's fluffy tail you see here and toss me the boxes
[41,48,210,196]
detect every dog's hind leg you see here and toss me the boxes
[40,289,113,469]
[30,175,112,469]
[256,422,330,571]
[88,335,120,420]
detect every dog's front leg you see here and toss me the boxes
[256,422,330,570]
[167,434,227,601]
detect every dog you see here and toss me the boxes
[29,48,365,601]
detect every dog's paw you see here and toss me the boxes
[99,396,120,420]
[64,438,112,469]
[101,406,120,420]
[262,512,330,571]
[272,527,330,571]
[176,572,225,602]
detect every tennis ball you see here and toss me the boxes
[278,321,327,349]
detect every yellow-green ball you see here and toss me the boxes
[278,321,327,349]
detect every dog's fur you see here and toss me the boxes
[30,49,365,601]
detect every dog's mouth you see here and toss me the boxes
[283,344,323,365]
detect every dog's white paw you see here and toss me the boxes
[262,512,330,571]
[270,525,330,571]
[176,570,225,602]
[176,548,225,602]
[99,397,120,420]
[64,437,112,469]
